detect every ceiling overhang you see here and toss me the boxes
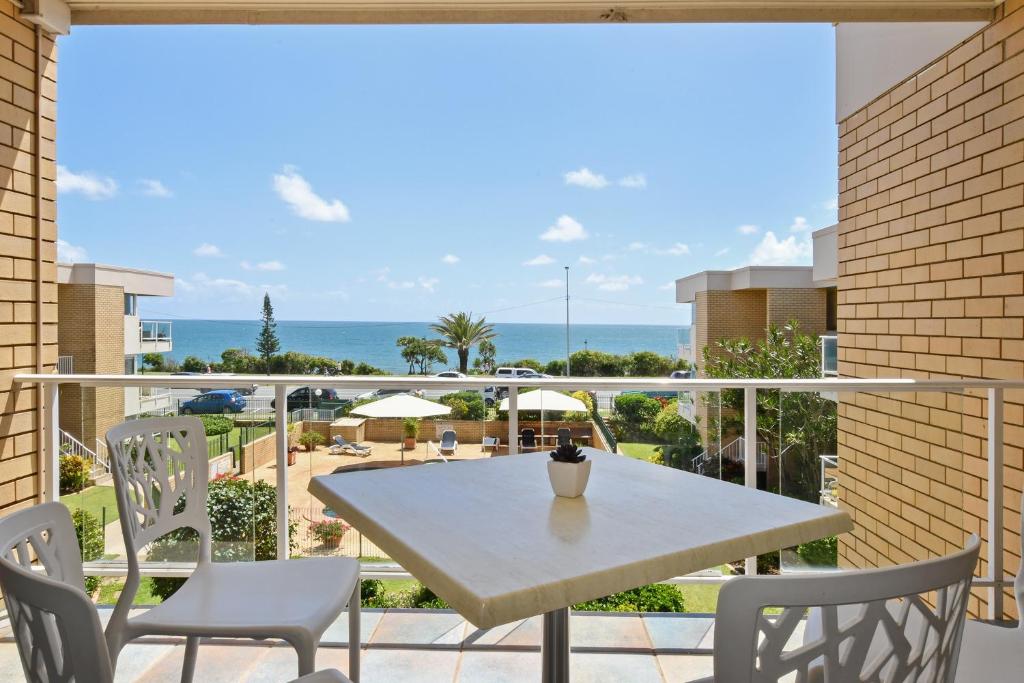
[64,1,1000,26]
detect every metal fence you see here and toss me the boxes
[291,505,390,560]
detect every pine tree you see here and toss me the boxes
[256,293,281,373]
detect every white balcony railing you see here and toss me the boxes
[15,372,1021,620]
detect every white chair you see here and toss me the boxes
[698,535,979,682]
[956,492,1024,683]
[0,502,351,683]
[439,429,458,457]
[105,417,361,682]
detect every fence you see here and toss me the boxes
[205,421,276,461]
[292,505,390,560]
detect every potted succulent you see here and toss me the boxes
[547,442,591,498]
[310,519,351,548]
[402,417,420,449]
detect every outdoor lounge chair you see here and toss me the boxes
[557,427,572,447]
[439,429,458,456]
[330,434,372,456]
[105,417,361,682]
[0,502,352,683]
[521,428,537,450]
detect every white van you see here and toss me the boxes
[495,367,541,379]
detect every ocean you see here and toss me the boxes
[165,320,690,374]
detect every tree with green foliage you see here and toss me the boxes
[702,321,836,503]
[396,336,448,375]
[438,391,486,420]
[72,509,103,594]
[148,476,295,600]
[59,455,89,495]
[255,293,281,373]
[181,355,207,373]
[613,393,662,440]
[142,352,165,372]
[430,312,496,374]
[472,339,497,374]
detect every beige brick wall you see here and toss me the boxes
[836,0,1024,618]
[767,288,829,337]
[0,4,56,514]
[57,283,125,447]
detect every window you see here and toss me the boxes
[124,293,138,316]
[825,287,837,332]
[124,355,138,375]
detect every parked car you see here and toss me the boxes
[433,371,467,379]
[180,390,247,415]
[494,367,541,379]
[353,388,423,402]
[669,369,694,379]
[271,387,343,411]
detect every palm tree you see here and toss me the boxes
[430,312,496,374]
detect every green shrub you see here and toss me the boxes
[298,431,325,452]
[797,535,838,567]
[564,391,595,421]
[402,418,420,439]
[148,476,295,600]
[574,584,685,612]
[199,414,233,437]
[438,391,486,421]
[59,455,90,495]
[72,508,103,594]
[410,584,449,609]
[613,393,661,439]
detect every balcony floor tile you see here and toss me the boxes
[642,613,715,651]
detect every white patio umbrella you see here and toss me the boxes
[351,394,451,464]
[499,390,587,449]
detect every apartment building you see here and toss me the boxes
[56,262,174,449]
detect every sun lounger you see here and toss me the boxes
[330,435,372,456]
[439,429,458,457]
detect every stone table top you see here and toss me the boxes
[309,449,852,628]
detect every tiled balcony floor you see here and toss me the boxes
[0,607,720,682]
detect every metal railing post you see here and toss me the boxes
[508,388,518,455]
[744,386,757,576]
[45,381,59,503]
[274,383,289,560]
[987,387,1004,620]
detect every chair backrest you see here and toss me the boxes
[714,535,980,683]
[105,417,212,563]
[521,429,536,447]
[334,435,350,447]
[440,430,456,448]
[557,428,571,447]
[0,503,114,683]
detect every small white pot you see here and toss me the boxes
[547,459,593,498]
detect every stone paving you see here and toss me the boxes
[0,607,720,682]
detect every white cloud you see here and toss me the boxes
[56,165,117,200]
[661,242,690,256]
[441,254,460,265]
[388,280,416,290]
[524,254,555,266]
[540,215,588,242]
[585,273,643,291]
[539,279,564,288]
[418,277,439,293]
[618,174,647,189]
[241,260,286,271]
[627,241,647,251]
[749,231,813,266]
[193,243,223,258]
[789,216,811,232]
[189,273,253,297]
[714,247,730,257]
[564,167,609,189]
[272,165,351,223]
[658,281,676,291]
[175,277,195,292]
[578,255,596,265]
[139,179,172,198]
[57,239,88,263]
[737,224,760,235]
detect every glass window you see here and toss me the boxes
[124,293,137,316]
[124,355,138,375]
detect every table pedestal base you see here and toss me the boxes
[542,608,570,683]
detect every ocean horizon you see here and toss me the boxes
[164,320,691,374]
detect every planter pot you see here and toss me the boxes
[320,536,343,549]
[287,452,297,466]
[547,459,592,498]
[403,437,417,449]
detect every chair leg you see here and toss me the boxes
[349,580,361,683]
[295,638,318,677]
[180,636,200,683]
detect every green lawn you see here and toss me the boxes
[98,577,163,605]
[205,424,275,458]
[63,485,119,526]
[618,442,660,460]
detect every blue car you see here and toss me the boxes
[180,390,247,415]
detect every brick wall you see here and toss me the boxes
[767,288,829,337]
[836,0,1024,618]
[57,283,125,447]
[0,4,56,514]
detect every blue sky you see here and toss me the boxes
[56,23,837,325]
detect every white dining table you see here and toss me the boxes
[308,448,852,682]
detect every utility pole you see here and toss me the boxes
[565,266,571,376]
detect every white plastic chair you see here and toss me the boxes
[698,535,979,682]
[955,492,1024,682]
[439,429,458,456]
[105,417,361,682]
[0,502,351,683]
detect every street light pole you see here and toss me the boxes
[565,266,571,377]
